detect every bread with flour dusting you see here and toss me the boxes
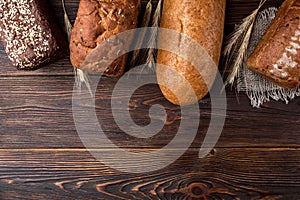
[247,0,300,89]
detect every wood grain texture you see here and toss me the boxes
[0,148,299,200]
[0,76,299,149]
[0,0,299,199]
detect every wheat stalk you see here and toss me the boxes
[145,0,162,70]
[130,0,162,72]
[223,0,267,86]
[131,0,153,67]
[62,0,93,96]
[75,68,93,97]
[61,0,72,41]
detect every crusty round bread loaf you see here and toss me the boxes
[156,0,226,105]
[70,0,140,77]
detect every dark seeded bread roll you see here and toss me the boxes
[0,0,68,70]
[156,0,226,105]
[70,0,141,77]
[247,0,300,89]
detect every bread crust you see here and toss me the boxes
[70,0,140,77]
[0,0,68,70]
[156,0,226,105]
[247,0,300,89]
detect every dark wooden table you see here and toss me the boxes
[0,0,299,199]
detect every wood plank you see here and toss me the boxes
[0,148,299,199]
[0,76,299,148]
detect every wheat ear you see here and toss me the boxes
[223,0,267,86]
[145,0,162,70]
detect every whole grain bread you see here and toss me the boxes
[156,0,226,105]
[246,0,300,89]
[70,0,140,77]
[0,0,68,70]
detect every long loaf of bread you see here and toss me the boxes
[156,0,226,105]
